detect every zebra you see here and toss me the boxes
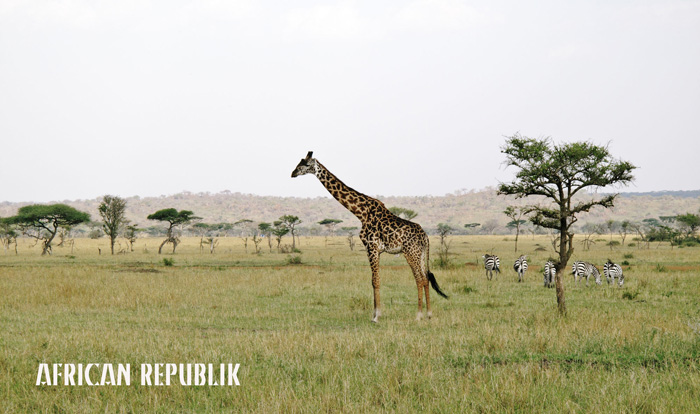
[572,261,601,286]
[482,254,500,280]
[513,255,528,282]
[603,259,624,287]
[543,261,556,288]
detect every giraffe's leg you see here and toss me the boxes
[424,282,431,319]
[415,284,423,321]
[405,248,427,321]
[367,249,381,323]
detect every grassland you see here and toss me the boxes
[1,235,699,413]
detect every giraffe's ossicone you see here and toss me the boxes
[292,151,448,323]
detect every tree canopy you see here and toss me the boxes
[98,195,127,255]
[147,208,200,254]
[7,204,90,255]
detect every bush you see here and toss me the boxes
[627,243,636,247]
[623,253,634,259]
[654,263,667,273]
[621,260,630,266]
[88,229,103,239]
[286,255,302,265]
[162,258,174,267]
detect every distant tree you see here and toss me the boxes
[464,223,481,235]
[498,134,635,315]
[318,218,343,246]
[436,223,452,249]
[480,219,500,235]
[619,220,631,246]
[98,195,128,255]
[579,223,604,251]
[124,224,140,252]
[504,206,527,252]
[279,215,302,250]
[606,220,620,243]
[676,212,700,239]
[147,209,200,254]
[6,204,90,255]
[341,226,358,251]
[235,219,254,253]
[389,207,418,221]
[435,223,453,268]
[193,223,211,253]
[271,221,290,252]
[0,219,18,255]
[258,222,273,252]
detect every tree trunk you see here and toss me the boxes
[158,239,168,254]
[556,217,568,315]
[110,235,116,255]
[514,226,520,252]
[42,225,58,256]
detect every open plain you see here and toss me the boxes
[1,235,699,412]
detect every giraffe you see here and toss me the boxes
[291,152,448,322]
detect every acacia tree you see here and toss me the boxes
[279,215,302,249]
[341,226,358,251]
[676,212,700,240]
[464,223,481,234]
[235,219,254,253]
[389,207,418,220]
[7,204,90,255]
[498,135,635,315]
[98,195,127,255]
[258,222,273,252]
[271,221,290,252]
[124,224,139,252]
[504,206,527,252]
[0,220,18,255]
[147,209,200,254]
[318,218,343,247]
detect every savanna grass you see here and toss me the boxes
[1,235,699,412]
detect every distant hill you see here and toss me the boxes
[616,190,700,198]
[1,189,699,235]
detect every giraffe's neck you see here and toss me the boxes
[314,161,375,221]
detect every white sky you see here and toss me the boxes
[1,0,699,203]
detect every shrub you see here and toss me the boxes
[162,258,174,267]
[654,264,667,273]
[623,253,634,259]
[621,260,630,266]
[286,255,302,265]
[627,243,636,247]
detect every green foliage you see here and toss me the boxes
[318,218,343,226]
[285,255,302,265]
[147,209,200,227]
[655,264,667,273]
[162,258,174,267]
[623,253,634,259]
[389,207,418,220]
[622,291,640,300]
[6,204,90,255]
[98,195,127,255]
[498,134,636,314]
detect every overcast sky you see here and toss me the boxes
[1,0,698,203]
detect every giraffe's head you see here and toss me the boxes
[291,151,316,178]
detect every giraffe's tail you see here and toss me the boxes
[427,271,448,299]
